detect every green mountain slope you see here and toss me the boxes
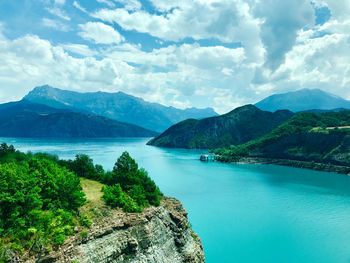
[147,105,294,149]
[0,100,156,138]
[214,111,350,168]
[24,85,217,132]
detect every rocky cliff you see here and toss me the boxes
[22,198,204,263]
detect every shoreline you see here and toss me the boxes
[223,157,350,175]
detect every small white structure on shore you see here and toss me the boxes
[200,154,218,161]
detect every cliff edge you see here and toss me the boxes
[22,198,204,263]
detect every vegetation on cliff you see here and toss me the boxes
[61,152,162,213]
[0,144,162,261]
[213,111,350,167]
[0,143,86,260]
[147,105,294,149]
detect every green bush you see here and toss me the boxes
[102,184,142,213]
[102,184,125,208]
[101,152,162,212]
[0,144,86,254]
[80,231,88,239]
[79,213,92,228]
[58,150,162,212]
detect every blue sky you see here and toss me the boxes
[0,0,349,113]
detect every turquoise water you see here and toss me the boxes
[3,137,350,263]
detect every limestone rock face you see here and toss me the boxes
[33,198,205,263]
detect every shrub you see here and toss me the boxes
[0,146,86,253]
[79,214,92,228]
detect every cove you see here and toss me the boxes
[3,137,350,263]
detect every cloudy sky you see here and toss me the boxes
[0,0,349,113]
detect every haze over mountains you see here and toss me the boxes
[147,105,294,149]
[255,89,350,112]
[24,85,217,132]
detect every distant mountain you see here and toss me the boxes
[147,105,294,149]
[0,100,156,138]
[255,89,350,112]
[24,85,218,132]
[214,111,350,172]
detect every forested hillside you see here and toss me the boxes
[214,111,350,169]
[148,105,293,149]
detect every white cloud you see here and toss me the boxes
[115,0,141,11]
[2,0,350,113]
[78,22,124,44]
[0,31,251,113]
[92,0,264,63]
[316,0,350,22]
[73,1,87,13]
[253,0,315,70]
[97,0,115,8]
[42,18,70,31]
[60,43,96,56]
[46,7,70,20]
[92,2,238,42]
[0,34,125,102]
[250,18,350,101]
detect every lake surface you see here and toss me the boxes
[3,137,350,263]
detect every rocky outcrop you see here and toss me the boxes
[25,198,204,263]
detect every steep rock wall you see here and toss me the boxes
[29,198,204,263]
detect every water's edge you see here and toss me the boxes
[221,157,350,176]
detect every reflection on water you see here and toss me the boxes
[2,137,350,263]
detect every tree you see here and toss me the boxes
[113,152,138,174]
[103,152,162,210]
[71,154,97,179]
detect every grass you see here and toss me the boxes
[80,178,104,206]
[79,178,106,220]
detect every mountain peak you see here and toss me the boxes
[24,85,217,132]
[224,104,258,116]
[255,88,350,112]
[31,84,55,92]
[26,85,59,98]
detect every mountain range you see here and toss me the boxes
[147,105,294,149]
[1,86,349,140]
[24,85,217,132]
[255,88,350,112]
[0,100,156,138]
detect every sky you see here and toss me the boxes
[0,0,349,113]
